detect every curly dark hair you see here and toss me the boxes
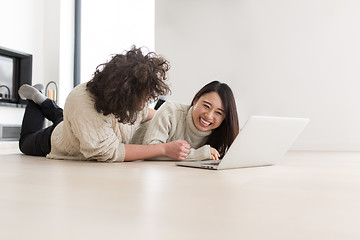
[86,46,171,124]
[191,81,239,158]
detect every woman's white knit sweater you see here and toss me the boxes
[46,83,148,162]
[131,101,212,160]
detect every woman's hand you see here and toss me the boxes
[164,140,190,160]
[210,147,220,160]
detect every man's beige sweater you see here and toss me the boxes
[46,83,148,162]
[131,101,212,160]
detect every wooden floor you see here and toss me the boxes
[1,142,360,240]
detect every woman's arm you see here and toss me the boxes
[141,102,212,161]
[124,140,190,161]
[142,102,177,145]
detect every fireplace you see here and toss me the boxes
[0,46,32,107]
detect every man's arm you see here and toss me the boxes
[123,140,190,161]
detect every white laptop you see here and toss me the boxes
[176,115,309,170]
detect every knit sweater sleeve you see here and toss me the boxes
[68,114,126,162]
[186,145,211,160]
[142,102,176,146]
[141,102,211,161]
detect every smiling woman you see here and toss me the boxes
[190,81,239,158]
[131,81,239,160]
[192,92,225,132]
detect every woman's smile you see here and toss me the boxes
[199,117,212,127]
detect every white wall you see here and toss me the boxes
[0,0,45,124]
[155,0,360,151]
[58,0,75,107]
[81,0,155,83]
[0,0,73,124]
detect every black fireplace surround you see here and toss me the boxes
[0,46,32,107]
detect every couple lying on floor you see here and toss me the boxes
[18,46,239,162]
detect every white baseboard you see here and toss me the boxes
[0,141,20,154]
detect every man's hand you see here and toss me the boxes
[164,140,191,160]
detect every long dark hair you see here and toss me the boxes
[87,46,171,124]
[191,81,239,157]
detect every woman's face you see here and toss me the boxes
[192,92,225,131]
